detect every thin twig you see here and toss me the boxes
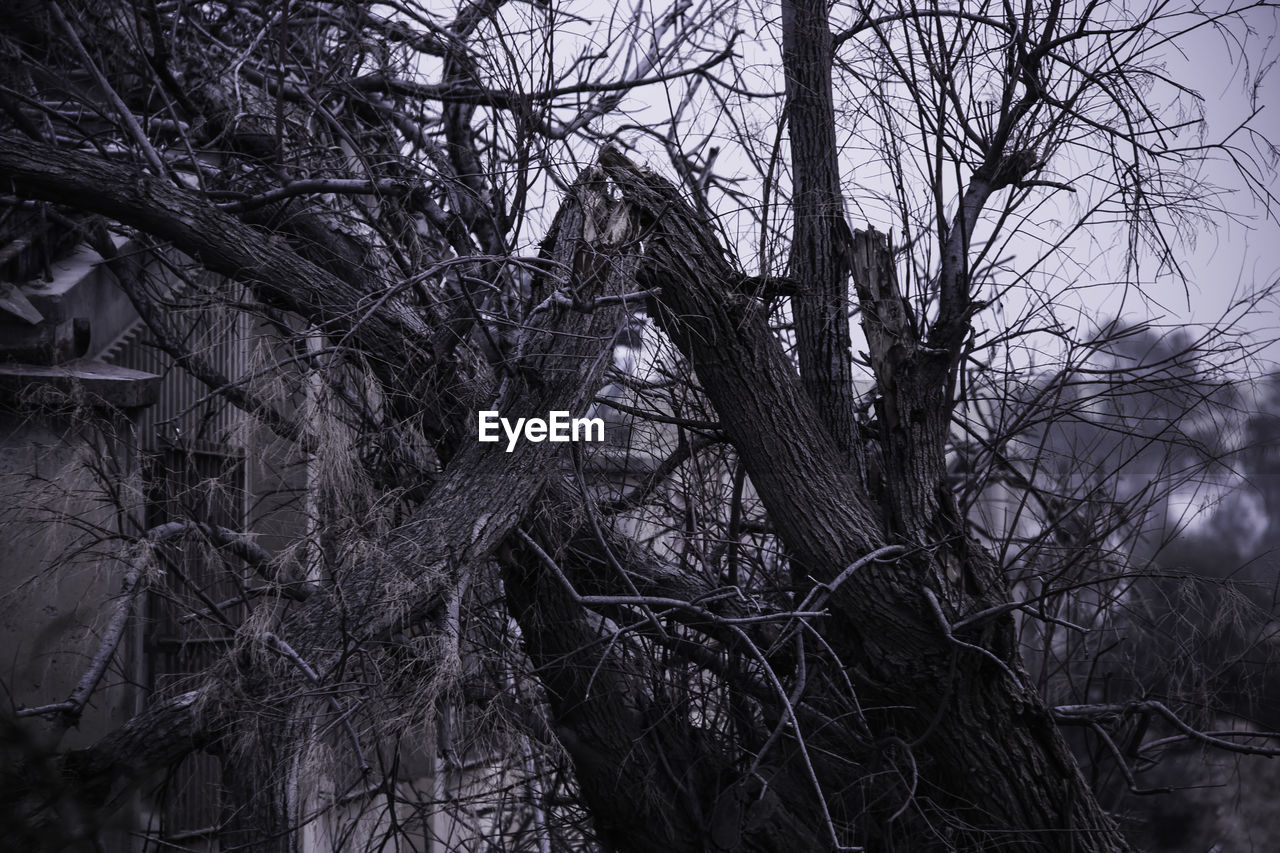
[263,633,370,774]
[214,178,412,213]
[923,587,1019,685]
[48,0,167,178]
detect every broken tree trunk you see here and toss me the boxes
[593,148,1130,853]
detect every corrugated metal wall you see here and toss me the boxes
[106,305,248,454]
[145,449,247,843]
[104,296,251,846]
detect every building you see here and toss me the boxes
[1,207,525,851]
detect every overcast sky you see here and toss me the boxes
[483,1,1280,369]
[1163,15,1280,365]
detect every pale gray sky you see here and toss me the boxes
[1161,15,1280,362]
[465,0,1280,368]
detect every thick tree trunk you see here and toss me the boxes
[598,150,1130,852]
[502,498,850,853]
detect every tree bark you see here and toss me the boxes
[599,149,1131,852]
[0,135,453,430]
[780,0,859,459]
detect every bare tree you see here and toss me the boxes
[1,1,1278,852]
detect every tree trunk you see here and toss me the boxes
[780,0,859,459]
[599,150,1130,852]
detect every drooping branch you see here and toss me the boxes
[79,223,304,444]
[15,557,145,729]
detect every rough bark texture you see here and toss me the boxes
[0,137,438,417]
[502,497,842,853]
[780,0,860,460]
[597,149,1130,852]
